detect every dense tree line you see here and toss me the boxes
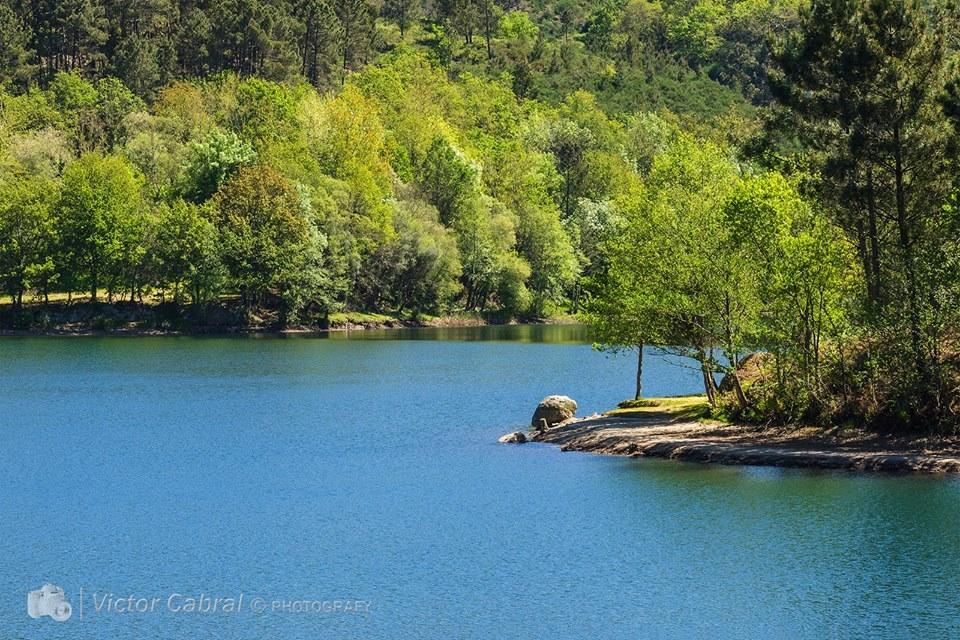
[0,50,605,322]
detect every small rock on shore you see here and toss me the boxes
[498,431,527,444]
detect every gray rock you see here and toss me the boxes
[531,395,578,428]
[498,431,528,444]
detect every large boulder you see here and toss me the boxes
[531,395,578,428]
[498,431,527,444]
[719,352,774,393]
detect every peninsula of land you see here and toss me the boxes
[522,397,960,474]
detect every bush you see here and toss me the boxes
[617,398,660,409]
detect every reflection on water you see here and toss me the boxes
[302,323,596,343]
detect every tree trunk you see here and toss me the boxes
[855,217,871,305]
[866,165,882,306]
[702,366,716,405]
[635,345,643,400]
[698,347,716,405]
[732,372,748,412]
[892,124,926,384]
[484,11,493,59]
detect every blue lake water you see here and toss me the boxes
[1,325,959,639]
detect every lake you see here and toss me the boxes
[1,325,959,639]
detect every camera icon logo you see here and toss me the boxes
[27,584,72,622]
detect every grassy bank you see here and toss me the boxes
[607,396,717,422]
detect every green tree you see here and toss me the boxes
[582,0,623,55]
[95,76,144,148]
[295,0,337,86]
[57,153,145,302]
[104,0,179,97]
[153,199,224,305]
[589,135,743,404]
[26,0,108,81]
[208,0,299,78]
[500,10,538,44]
[418,136,478,224]
[772,0,960,423]
[383,0,419,38]
[0,4,37,90]
[332,0,376,80]
[231,78,298,151]
[357,198,463,314]
[485,142,578,315]
[0,174,58,307]
[478,0,501,60]
[48,71,100,152]
[539,118,594,220]
[730,172,856,420]
[180,130,257,203]
[664,0,727,69]
[211,165,316,313]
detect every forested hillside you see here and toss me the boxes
[0,0,786,322]
[2,0,960,430]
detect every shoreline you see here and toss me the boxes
[530,406,960,474]
[0,310,580,337]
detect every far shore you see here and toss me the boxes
[0,300,581,337]
[529,397,960,474]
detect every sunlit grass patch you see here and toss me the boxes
[608,395,715,422]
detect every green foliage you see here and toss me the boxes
[56,154,146,301]
[153,200,224,305]
[0,174,58,306]
[586,131,856,413]
[771,0,960,429]
[582,0,625,55]
[418,136,479,224]
[357,197,462,314]
[232,79,299,150]
[180,130,257,204]
[383,0,420,37]
[95,77,144,149]
[0,4,35,90]
[212,165,322,318]
[4,128,72,178]
[500,11,539,43]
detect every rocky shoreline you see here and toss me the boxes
[511,397,960,474]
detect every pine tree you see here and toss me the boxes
[0,3,37,89]
[772,0,960,419]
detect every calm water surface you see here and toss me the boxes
[1,325,958,639]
